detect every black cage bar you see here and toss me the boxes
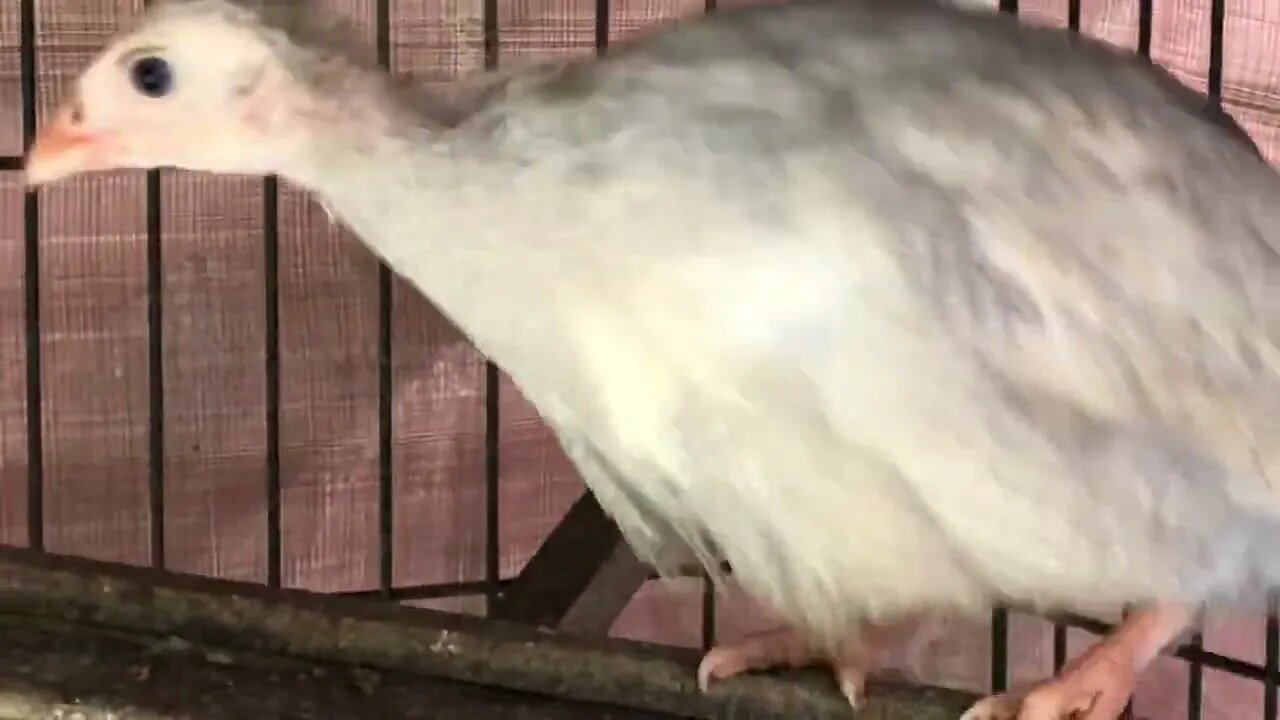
[4,1,1279,718]
[20,0,42,556]
[484,0,504,616]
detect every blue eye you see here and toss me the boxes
[130,56,173,98]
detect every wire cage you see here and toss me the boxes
[2,0,1280,717]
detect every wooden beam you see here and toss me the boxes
[0,544,977,719]
[491,492,651,635]
[0,616,669,720]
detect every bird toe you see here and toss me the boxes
[695,647,738,692]
[829,654,874,710]
[960,692,1021,720]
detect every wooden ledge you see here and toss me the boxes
[0,545,976,719]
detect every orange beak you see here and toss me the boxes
[24,102,110,187]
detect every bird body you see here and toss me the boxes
[285,0,1280,629]
[27,0,1280,715]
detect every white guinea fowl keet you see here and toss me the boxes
[25,1,1280,718]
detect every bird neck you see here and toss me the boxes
[283,124,546,358]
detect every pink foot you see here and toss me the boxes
[962,604,1193,720]
[697,620,912,710]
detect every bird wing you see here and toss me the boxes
[566,65,1280,626]
[747,80,1280,614]
[574,125,1280,624]
[443,0,1280,624]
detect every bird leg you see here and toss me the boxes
[697,617,915,709]
[961,602,1193,720]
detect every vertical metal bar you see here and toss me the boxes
[143,0,165,571]
[1199,1,1225,713]
[1137,0,1152,57]
[481,0,502,617]
[376,0,395,599]
[20,0,43,552]
[146,177,164,568]
[991,609,1009,693]
[1120,606,1134,720]
[1052,623,1068,673]
[1265,594,1278,720]
[1194,0,1224,704]
[1201,0,1226,712]
[484,0,498,69]
[1067,0,1080,32]
[596,0,610,54]
[263,176,281,588]
[483,362,500,611]
[1102,606,1130,719]
[1188,632,1204,720]
[476,0,504,614]
[701,579,716,652]
[1208,0,1225,105]
[257,3,288,591]
[698,0,714,654]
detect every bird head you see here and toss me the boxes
[25,0,385,187]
